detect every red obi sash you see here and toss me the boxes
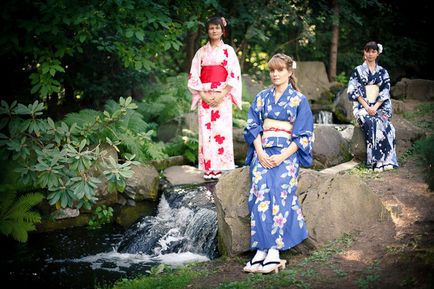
[200,65,228,83]
[263,127,292,134]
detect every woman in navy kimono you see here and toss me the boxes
[347,41,398,172]
[243,53,314,274]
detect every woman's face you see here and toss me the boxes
[364,48,379,63]
[269,66,291,87]
[208,23,223,41]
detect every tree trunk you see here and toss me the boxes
[183,30,201,73]
[328,0,339,82]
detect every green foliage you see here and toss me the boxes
[233,101,251,129]
[164,129,198,164]
[110,264,205,289]
[403,103,434,131]
[0,97,140,211]
[355,261,381,289]
[137,74,192,125]
[335,72,349,86]
[1,0,182,103]
[0,187,44,242]
[88,205,114,229]
[414,137,434,191]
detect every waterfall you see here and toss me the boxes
[315,110,333,124]
[116,185,219,259]
[2,184,219,289]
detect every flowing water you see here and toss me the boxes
[314,110,334,124]
[0,183,218,289]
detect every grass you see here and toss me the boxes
[104,233,356,289]
[104,263,208,289]
[355,261,381,289]
[403,103,434,131]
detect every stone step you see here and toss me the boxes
[319,159,360,174]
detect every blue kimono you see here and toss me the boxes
[244,85,314,251]
[347,62,399,169]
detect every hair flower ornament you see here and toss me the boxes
[292,60,297,69]
[221,17,227,27]
[377,43,383,54]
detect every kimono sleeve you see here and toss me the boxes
[347,68,364,102]
[243,93,264,165]
[225,46,242,109]
[291,96,314,167]
[378,68,391,102]
[188,48,204,110]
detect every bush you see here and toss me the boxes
[416,136,434,191]
[0,97,139,211]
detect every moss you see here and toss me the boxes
[115,200,158,228]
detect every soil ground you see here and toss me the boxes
[187,100,434,289]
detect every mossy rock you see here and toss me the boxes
[115,201,158,228]
[36,213,91,232]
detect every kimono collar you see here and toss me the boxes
[205,40,224,49]
[270,84,294,100]
[362,61,380,73]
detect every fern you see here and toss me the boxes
[63,109,102,128]
[137,74,191,124]
[0,188,44,242]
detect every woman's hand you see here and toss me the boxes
[367,106,377,116]
[200,91,213,105]
[268,154,286,167]
[257,150,274,169]
[208,91,227,107]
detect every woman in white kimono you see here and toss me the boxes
[188,16,242,180]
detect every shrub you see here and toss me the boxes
[0,97,139,211]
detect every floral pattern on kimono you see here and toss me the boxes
[244,85,314,250]
[347,62,398,169]
[188,40,242,171]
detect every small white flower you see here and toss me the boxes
[292,60,297,69]
[377,43,383,54]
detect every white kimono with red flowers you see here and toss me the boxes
[188,40,242,172]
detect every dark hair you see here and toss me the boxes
[206,16,226,38]
[364,41,380,52]
[268,53,300,92]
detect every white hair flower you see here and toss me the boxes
[292,60,297,69]
[377,43,383,54]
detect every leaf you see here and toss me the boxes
[79,34,86,43]
[135,31,144,41]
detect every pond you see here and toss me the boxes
[1,184,217,289]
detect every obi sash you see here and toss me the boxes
[200,65,228,83]
[263,118,293,138]
[365,84,379,103]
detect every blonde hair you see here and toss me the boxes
[268,53,300,92]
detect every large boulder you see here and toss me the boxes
[313,124,352,169]
[332,87,354,123]
[123,164,160,202]
[214,167,389,256]
[350,126,366,161]
[213,166,251,256]
[233,127,248,166]
[297,170,388,246]
[391,78,434,100]
[393,115,426,156]
[296,61,331,101]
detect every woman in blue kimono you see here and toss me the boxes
[243,53,314,274]
[347,41,398,172]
